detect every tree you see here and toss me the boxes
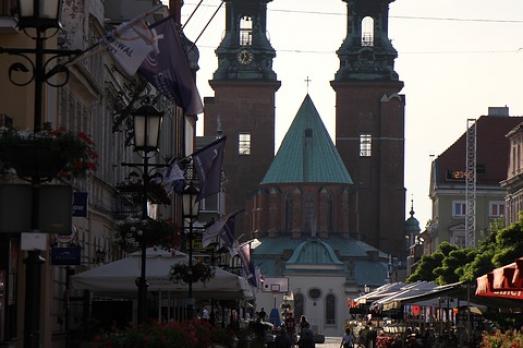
[407,242,457,283]
[434,248,476,285]
[407,252,444,282]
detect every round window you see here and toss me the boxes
[309,288,321,299]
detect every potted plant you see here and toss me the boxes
[0,127,97,179]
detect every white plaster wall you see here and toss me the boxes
[290,275,349,337]
[254,275,350,336]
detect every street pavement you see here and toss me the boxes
[316,336,342,347]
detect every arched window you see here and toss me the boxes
[361,16,374,47]
[295,293,304,320]
[240,16,253,46]
[325,294,336,324]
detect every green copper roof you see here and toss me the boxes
[286,239,344,265]
[261,95,353,185]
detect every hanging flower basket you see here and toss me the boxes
[0,128,97,179]
[170,262,215,284]
[114,218,179,252]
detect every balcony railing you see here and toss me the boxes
[0,0,15,17]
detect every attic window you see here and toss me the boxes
[305,128,313,137]
[239,16,252,46]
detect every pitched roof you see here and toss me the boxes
[261,95,352,184]
[435,115,523,186]
[286,239,344,265]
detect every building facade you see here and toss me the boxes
[426,109,522,253]
[250,95,389,337]
[502,121,523,225]
[0,1,185,346]
[331,0,406,257]
[203,0,281,232]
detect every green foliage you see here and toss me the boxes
[115,219,178,253]
[170,262,215,284]
[433,248,476,285]
[409,214,523,285]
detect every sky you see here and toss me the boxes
[173,0,523,228]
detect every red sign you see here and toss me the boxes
[411,305,421,316]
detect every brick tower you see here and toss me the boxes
[204,0,281,228]
[330,0,406,256]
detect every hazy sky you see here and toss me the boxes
[175,0,523,227]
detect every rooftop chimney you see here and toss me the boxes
[488,106,509,117]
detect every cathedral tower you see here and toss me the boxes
[331,0,406,256]
[204,0,281,224]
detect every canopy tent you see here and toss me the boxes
[476,257,523,300]
[354,282,405,305]
[371,281,439,311]
[72,248,254,300]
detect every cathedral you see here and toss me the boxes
[202,0,405,335]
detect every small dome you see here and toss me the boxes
[286,239,343,265]
[404,199,420,234]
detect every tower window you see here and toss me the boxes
[239,132,251,155]
[360,134,372,157]
[240,16,253,46]
[361,16,374,47]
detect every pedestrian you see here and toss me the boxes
[299,315,309,330]
[284,312,296,345]
[297,322,315,348]
[340,327,354,348]
[275,326,292,348]
[259,307,267,321]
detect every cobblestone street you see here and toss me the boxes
[316,337,342,348]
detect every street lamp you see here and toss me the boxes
[0,3,82,348]
[131,104,163,324]
[182,181,200,319]
[17,0,62,30]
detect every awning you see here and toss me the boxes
[354,282,405,305]
[476,258,523,300]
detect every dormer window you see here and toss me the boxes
[361,16,374,47]
[240,16,253,46]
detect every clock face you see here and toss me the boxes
[238,50,253,65]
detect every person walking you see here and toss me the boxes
[297,322,315,348]
[340,327,354,348]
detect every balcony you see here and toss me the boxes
[0,0,17,33]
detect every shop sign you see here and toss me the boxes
[51,246,81,266]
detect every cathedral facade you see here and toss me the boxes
[203,0,406,258]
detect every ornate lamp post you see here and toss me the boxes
[182,181,199,319]
[131,104,163,324]
[0,2,82,347]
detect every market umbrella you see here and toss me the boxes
[72,247,254,300]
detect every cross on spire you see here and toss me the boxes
[305,76,311,93]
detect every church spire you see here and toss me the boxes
[334,0,399,81]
